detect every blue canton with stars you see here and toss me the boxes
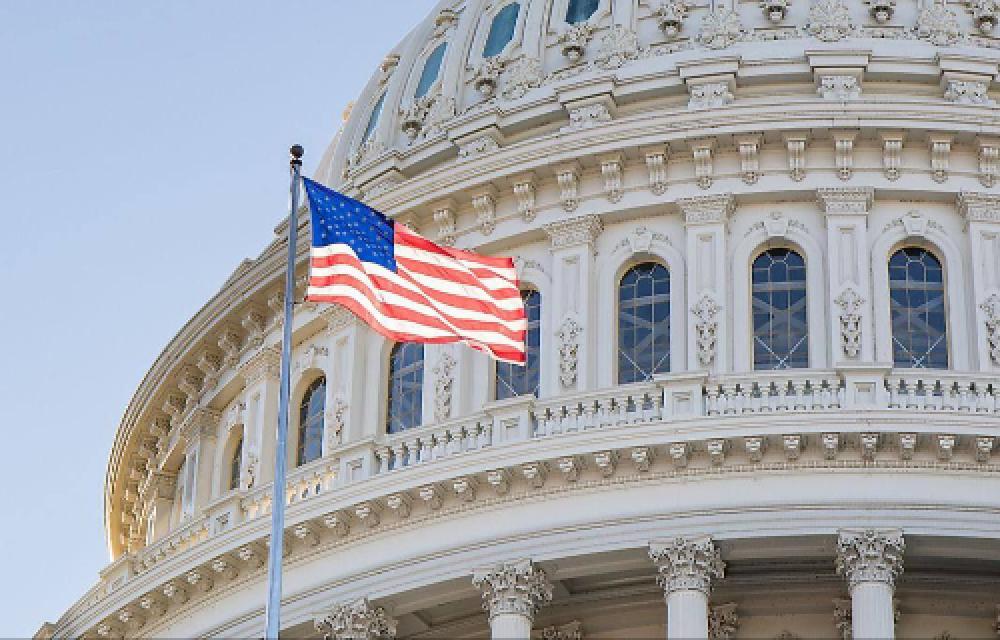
[303,177,397,272]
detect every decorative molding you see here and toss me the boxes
[865,0,896,23]
[649,535,725,596]
[833,130,857,181]
[432,200,457,246]
[690,138,716,189]
[958,191,1000,222]
[314,597,397,640]
[880,132,904,181]
[816,187,874,215]
[239,346,281,386]
[458,134,500,158]
[981,294,1000,365]
[807,0,855,41]
[561,103,613,133]
[692,294,722,367]
[836,529,905,589]
[698,8,745,49]
[930,135,953,183]
[655,0,689,37]
[784,134,808,181]
[434,350,457,422]
[501,55,544,100]
[555,163,582,210]
[678,193,735,226]
[688,81,734,109]
[556,317,583,388]
[600,153,624,203]
[979,139,1000,187]
[472,187,498,235]
[916,2,963,45]
[472,558,553,621]
[737,135,761,184]
[595,25,639,70]
[834,288,865,358]
[557,23,596,63]
[540,620,583,640]
[710,603,740,640]
[944,80,995,105]
[512,173,537,221]
[818,75,861,101]
[762,0,792,22]
[544,215,603,249]
[644,148,669,195]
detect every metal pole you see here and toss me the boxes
[264,144,304,639]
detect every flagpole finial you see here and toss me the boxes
[290,144,304,168]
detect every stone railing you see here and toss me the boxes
[886,370,1000,412]
[705,370,844,415]
[375,413,494,472]
[136,514,211,573]
[242,457,340,523]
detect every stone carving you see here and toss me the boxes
[600,154,624,202]
[649,536,725,596]
[558,23,596,63]
[818,75,861,100]
[433,352,456,422]
[698,8,745,49]
[980,141,1000,187]
[556,317,582,388]
[881,133,903,180]
[434,8,458,36]
[399,94,455,141]
[241,451,258,491]
[738,136,760,184]
[433,204,456,246]
[916,2,963,44]
[785,135,807,181]
[833,598,852,640]
[459,135,500,158]
[645,149,668,195]
[835,288,864,357]
[541,620,583,640]
[618,226,669,254]
[501,55,544,100]
[834,131,855,181]
[944,80,994,105]
[710,603,740,639]
[326,397,348,446]
[807,0,855,41]
[472,559,553,621]
[513,176,537,221]
[655,0,689,37]
[969,0,1000,33]
[689,81,734,109]
[472,190,497,234]
[314,597,397,640]
[556,164,581,211]
[836,529,905,588]
[865,0,896,22]
[930,137,952,183]
[473,57,505,98]
[692,294,722,367]
[692,139,715,189]
[562,103,612,132]
[761,0,792,22]
[981,294,1000,365]
[596,25,639,70]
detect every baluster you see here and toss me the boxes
[652,389,664,421]
[740,383,754,413]
[902,378,917,409]
[975,384,990,412]
[705,384,720,415]
[722,383,737,414]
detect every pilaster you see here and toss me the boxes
[314,597,398,640]
[323,306,368,448]
[680,195,734,373]
[959,192,1000,372]
[473,558,553,639]
[238,346,281,486]
[544,216,603,393]
[818,188,875,367]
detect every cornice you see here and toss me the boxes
[958,191,1000,223]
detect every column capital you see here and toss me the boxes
[958,191,1000,223]
[678,194,735,227]
[238,345,281,386]
[836,529,905,589]
[472,558,553,622]
[544,215,603,251]
[322,304,359,335]
[648,535,725,596]
[314,597,397,640]
[816,187,874,215]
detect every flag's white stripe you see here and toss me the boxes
[393,243,517,284]
[309,262,526,330]
[306,283,526,350]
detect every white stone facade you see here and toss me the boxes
[40,0,1000,638]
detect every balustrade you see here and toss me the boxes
[885,371,1000,413]
[705,371,844,415]
[375,414,493,472]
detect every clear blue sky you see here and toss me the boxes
[0,2,436,635]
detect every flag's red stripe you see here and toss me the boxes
[395,225,517,270]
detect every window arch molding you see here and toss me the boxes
[596,234,686,388]
[468,2,529,65]
[731,226,828,371]
[289,370,328,467]
[216,422,245,495]
[871,220,968,370]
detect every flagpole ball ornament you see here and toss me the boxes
[290,144,304,163]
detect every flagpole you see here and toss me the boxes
[264,144,303,639]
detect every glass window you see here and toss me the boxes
[229,435,242,491]
[618,262,671,384]
[387,343,424,433]
[752,248,809,370]
[496,289,541,399]
[360,93,385,145]
[296,377,326,466]
[566,0,600,23]
[483,3,520,58]
[889,247,948,368]
[415,43,447,99]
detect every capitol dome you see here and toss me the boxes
[44,0,1000,638]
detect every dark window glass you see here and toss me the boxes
[296,377,326,466]
[360,93,385,144]
[618,262,671,384]
[889,247,948,368]
[483,4,520,57]
[752,248,809,370]
[387,343,424,433]
[496,290,541,399]
[229,436,242,491]
[566,0,600,23]
[415,43,447,99]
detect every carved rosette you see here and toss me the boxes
[836,529,905,590]
[834,288,864,358]
[692,294,722,366]
[649,537,725,596]
[981,294,1000,365]
[314,597,397,640]
[556,317,583,388]
[698,8,745,49]
[472,558,553,622]
[807,0,855,41]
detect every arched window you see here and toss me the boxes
[496,289,541,399]
[415,43,447,99]
[889,247,948,368]
[483,3,520,58]
[387,343,424,433]
[752,248,808,370]
[618,262,670,384]
[228,435,242,491]
[566,0,600,23]
[360,93,385,145]
[296,377,326,466]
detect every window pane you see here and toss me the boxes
[889,247,948,368]
[296,377,326,466]
[496,290,541,399]
[752,248,809,370]
[618,263,671,384]
[229,436,242,491]
[360,93,385,144]
[388,343,424,432]
[483,4,520,58]
[415,43,447,99]
[566,0,600,23]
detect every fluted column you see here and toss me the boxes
[314,597,397,640]
[649,536,725,639]
[473,558,553,639]
[836,529,905,640]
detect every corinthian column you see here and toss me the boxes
[836,529,905,640]
[649,536,725,639]
[314,598,397,640]
[473,558,553,639]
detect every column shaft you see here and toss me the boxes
[666,589,709,639]
[851,582,894,640]
[490,612,533,640]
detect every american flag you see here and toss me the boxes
[302,178,527,364]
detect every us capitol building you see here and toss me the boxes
[39,0,1000,637]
